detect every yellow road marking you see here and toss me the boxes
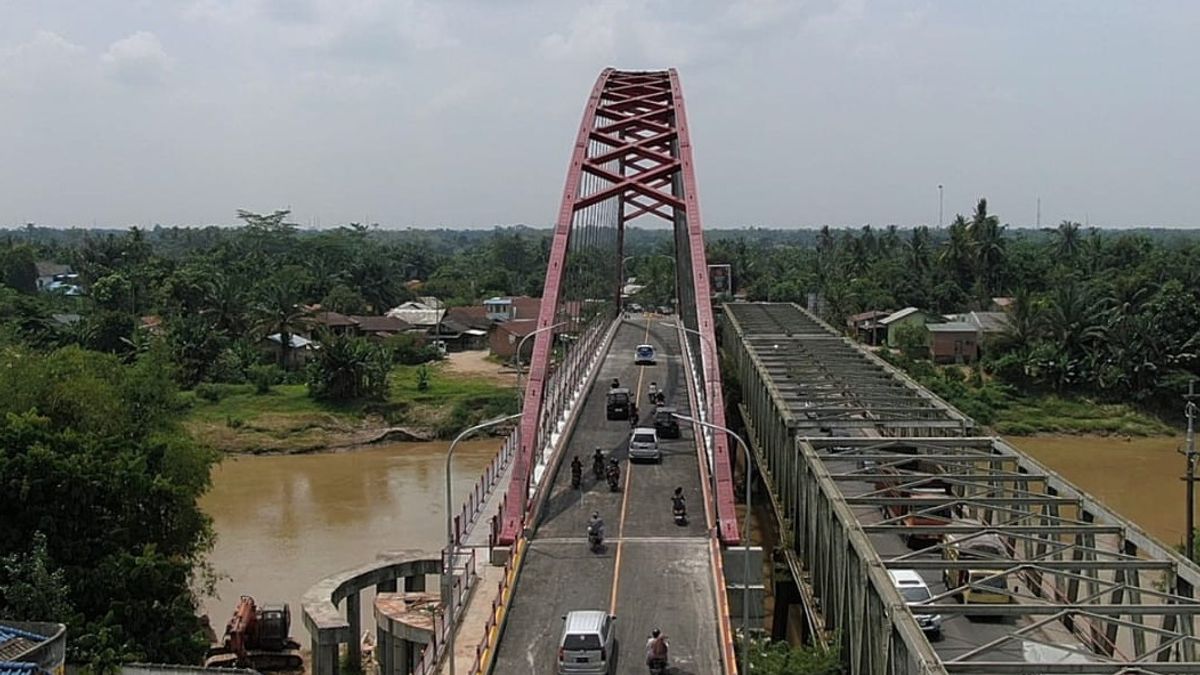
[609,454,633,614]
[611,315,652,615]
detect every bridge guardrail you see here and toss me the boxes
[454,433,517,546]
[467,538,526,675]
[410,547,477,675]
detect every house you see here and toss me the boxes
[139,315,166,337]
[928,322,980,364]
[435,315,489,352]
[445,305,491,331]
[34,262,73,291]
[990,297,1016,312]
[0,620,66,675]
[306,310,358,336]
[349,315,412,340]
[489,319,540,361]
[260,333,317,370]
[846,310,890,346]
[880,307,927,348]
[386,300,445,329]
[482,296,541,322]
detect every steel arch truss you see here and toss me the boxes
[724,302,1200,674]
[498,69,738,546]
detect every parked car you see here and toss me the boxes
[888,569,942,640]
[628,427,661,462]
[635,344,656,365]
[653,407,680,438]
[558,610,616,674]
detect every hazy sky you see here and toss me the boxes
[1,1,1197,229]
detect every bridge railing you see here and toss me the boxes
[453,432,517,546]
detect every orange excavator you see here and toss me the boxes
[204,596,303,671]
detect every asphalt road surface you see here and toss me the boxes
[492,318,722,675]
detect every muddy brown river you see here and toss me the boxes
[200,440,500,643]
[1014,435,1187,548]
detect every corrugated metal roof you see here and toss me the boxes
[927,321,977,333]
[0,624,47,663]
[0,661,42,675]
[879,306,922,325]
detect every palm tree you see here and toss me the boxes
[1041,283,1106,360]
[906,226,932,276]
[938,215,973,287]
[1053,221,1082,261]
[255,271,308,368]
[968,199,1006,297]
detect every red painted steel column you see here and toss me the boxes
[668,69,740,544]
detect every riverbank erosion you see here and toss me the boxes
[182,356,519,454]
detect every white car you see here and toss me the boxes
[628,427,660,462]
[634,344,656,365]
[889,569,942,640]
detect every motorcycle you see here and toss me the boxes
[647,657,668,675]
[587,527,604,552]
[673,498,688,526]
[606,463,621,492]
[570,463,582,490]
[592,454,605,480]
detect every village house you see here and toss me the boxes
[879,307,927,348]
[846,310,890,346]
[927,322,980,364]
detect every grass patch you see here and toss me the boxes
[879,352,1173,437]
[995,395,1173,436]
[182,363,518,452]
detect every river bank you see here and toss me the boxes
[183,352,519,454]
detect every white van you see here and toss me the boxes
[888,569,942,640]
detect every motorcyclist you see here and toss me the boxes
[588,511,605,543]
[570,456,583,488]
[592,448,605,478]
[672,487,686,514]
[629,402,640,429]
[606,458,621,489]
[611,377,620,389]
[648,382,658,401]
[645,629,669,669]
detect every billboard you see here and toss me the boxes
[709,264,732,297]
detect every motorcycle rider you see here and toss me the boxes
[570,456,583,488]
[606,458,621,490]
[587,511,605,547]
[611,377,620,389]
[648,382,658,402]
[672,487,686,514]
[592,447,605,478]
[645,629,669,670]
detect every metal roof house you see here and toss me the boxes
[879,307,927,349]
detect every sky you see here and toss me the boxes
[0,0,1197,230]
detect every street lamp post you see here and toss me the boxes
[443,412,522,675]
[514,321,567,407]
[671,412,754,675]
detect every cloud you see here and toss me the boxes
[0,30,88,90]
[102,31,174,86]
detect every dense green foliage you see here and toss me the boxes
[736,636,842,675]
[0,347,217,670]
[706,201,1200,415]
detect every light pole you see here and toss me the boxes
[671,412,753,675]
[1181,381,1198,561]
[514,321,567,407]
[938,184,944,228]
[443,412,522,675]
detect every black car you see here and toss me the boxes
[653,407,680,438]
[606,388,631,420]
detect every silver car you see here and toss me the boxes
[628,427,660,462]
[558,610,616,674]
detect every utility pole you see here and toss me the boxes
[937,184,944,228]
[1036,197,1041,228]
[1181,381,1198,561]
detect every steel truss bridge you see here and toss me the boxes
[724,301,1200,675]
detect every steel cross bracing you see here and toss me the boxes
[497,68,739,546]
[723,302,1200,675]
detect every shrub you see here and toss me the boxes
[194,383,224,402]
[248,364,283,394]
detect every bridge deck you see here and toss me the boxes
[491,317,723,675]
